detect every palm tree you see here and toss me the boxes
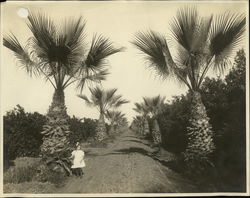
[116,117,129,130]
[132,7,246,166]
[106,110,126,133]
[143,95,165,146]
[133,102,150,136]
[78,87,129,141]
[131,116,144,135]
[3,11,123,159]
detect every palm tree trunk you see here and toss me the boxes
[95,113,107,141]
[152,119,162,145]
[143,117,150,136]
[40,88,71,158]
[109,122,115,134]
[184,91,215,168]
[114,124,118,133]
[140,121,144,135]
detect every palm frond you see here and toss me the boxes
[77,94,93,107]
[170,7,214,89]
[27,11,56,63]
[209,12,246,73]
[132,30,176,80]
[3,34,39,76]
[105,88,118,103]
[106,110,126,126]
[142,95,165,116]
[113,97,129,108]
[75,69,109,93]
[103,88,128,110]
[60,17,86,70]
[133,102,148,115]
[82,86,127,114]
[170,7,202,52]
[89,86,104,104]
[85,34,124,69]
[28,12,86,77]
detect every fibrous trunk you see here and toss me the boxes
[143,117,150,135]
[152,119,162,145]
[184,91,215,169]
[40,88,71,158]
[95,114,107,141]
[109,122,115,134]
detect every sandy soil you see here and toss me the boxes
[57,129,199,193]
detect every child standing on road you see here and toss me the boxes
[70,142,85,177]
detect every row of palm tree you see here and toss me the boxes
[130,116,144,135]
[4,7,246,172]
[106,110,128,133]
[131,7,246,168]
[132,95,165,148]
[78,86,129,141]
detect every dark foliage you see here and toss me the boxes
[68,116,98,145]
[157,49,246,191]
[4,107,99,169]
[201,49,246,192]
[157,94,191,153]
[3,105,46,167]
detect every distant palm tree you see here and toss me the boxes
[116,116,129,130]
[3,11,123,159]
[78,87,129,141]
[106,110,126,133]
[143,95,165,146]
[133,102,150,136]
[132,7,246,166]
[131,116,144,135]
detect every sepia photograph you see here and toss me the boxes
[0,0,249,196]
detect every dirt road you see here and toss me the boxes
[57,129,199,193]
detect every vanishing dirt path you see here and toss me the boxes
[57,129,199,193]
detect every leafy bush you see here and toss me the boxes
[4,105,46,168]
[35,162,68,186]
[68,116,98,145]
[201,49,246,191]
[157,94,191,154]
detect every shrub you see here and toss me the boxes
[4,105,46,168]
[157,94,191,154]
[69,116,98,145]
[35,163,67,187]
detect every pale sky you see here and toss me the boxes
[1,1,248,122]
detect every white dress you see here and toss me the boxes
[71,150,86,168]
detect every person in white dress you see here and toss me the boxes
[70,142,85,177]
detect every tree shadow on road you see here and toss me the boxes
[122,135,139,139]
[101,147,152,158]
[121,139,152,147]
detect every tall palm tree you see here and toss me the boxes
[78,87,129,141]
[133,102,150,136]
[143,95,165,146]
[132,7,246,166]
[3,11,123,159]
[106,110,126,133]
